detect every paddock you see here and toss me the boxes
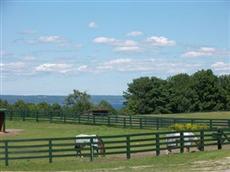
[1,111,230,171]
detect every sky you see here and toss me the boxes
[1,0,230,95]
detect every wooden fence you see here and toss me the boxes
[5,110,230,129]
[1,128,230,166]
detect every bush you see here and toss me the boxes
[169,123,208,131]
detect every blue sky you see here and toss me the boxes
[1,0,230,95]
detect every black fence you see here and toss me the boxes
[5,110,230,129]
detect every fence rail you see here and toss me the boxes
[5,110,230,129]
[1,128,230,166]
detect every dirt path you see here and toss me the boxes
[0,129,24,137]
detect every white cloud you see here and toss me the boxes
[96,58,199,74]
[127,31,143,37]
[0,62,26,73]
[182,47,217,57]
[38,35,66,43]
[78,65,89,72]
[35,63,73,74]
[93,36,140,52]
[211,62,230,74]
[146,36,176,46]
[93,37,116,44]
[114,46,141,52]
[88,21,98,28]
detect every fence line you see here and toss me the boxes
[5,110,230,129]
[1,128,230,166]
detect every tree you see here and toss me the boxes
[124,77,170,114]
[96,100,117,115]
[65,89,92,114]
[190,69,226,111]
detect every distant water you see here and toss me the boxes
[0,95,124,109]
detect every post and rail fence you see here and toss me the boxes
[1,128,230,166]
[4,109,230,130]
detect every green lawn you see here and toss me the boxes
[2,120,157,140]
[1,149,230,171]
[141,111,230,119]
[1,118,230,171]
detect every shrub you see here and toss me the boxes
[169,123,208,131]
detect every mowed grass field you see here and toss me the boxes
[1,112,230,171]
[2,120,156,140]
[142,111,230,119]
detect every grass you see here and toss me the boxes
[1,114,230,171]
[2,120,158,140]
[0,149,230,171]
[141,111,230,119]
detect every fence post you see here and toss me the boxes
[200,130,204,151]
[123,118,126,128]
[139,118,143,129]
[48,139,53,163]
[129,115,132,127]
[78,114,80,123]
[156,118,159,130]
[93,115,95,124]
[180,132,184,153]
[90,138,94,161]
[126,136,131,159]
[36,111,39,122]
[217,129,223,150]
[49,111,52,123]
[4,141,9,166]
[209,120,213,129]
[22,110,26,121]
[155,133,160,156]
[107,116,110,126]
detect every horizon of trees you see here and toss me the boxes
[123,69,230,114]
[0,69,229,115]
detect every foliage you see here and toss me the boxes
[169,123,209,131]
[124,69,230,115]
[0,90,117,115]
[64,89,92,114]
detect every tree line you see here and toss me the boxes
[123,69,230,114]
[0,90,117,115]
[0,69,229,116]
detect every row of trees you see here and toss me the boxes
[123,69,230,114]
[1,69,229,115]
[0,90,117,115]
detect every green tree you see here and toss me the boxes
[96,100,117,115]
[189,69,226,111]
[65,89,92,114]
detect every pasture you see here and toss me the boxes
[1,120,158,140]
[1,148,230,171]
[142,111,230,119]
[1,112,230,171]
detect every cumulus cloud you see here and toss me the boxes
[211,62,230,74]
[114,46,141,52]
[182,47,217,57]
[35,63,73,74]
[127,31,143,37]
[0,62,26,73]
[88,21,98,28]
[78,65,90,72]
[146,36,176,46]
[93,36,140,52]
[38,35,66,43]
[96,58,199,74]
